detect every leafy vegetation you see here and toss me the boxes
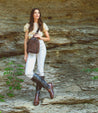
[3,60,24,98]
[82,68,98,80]
[0,94,5,102]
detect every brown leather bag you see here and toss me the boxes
[27,28,40,54]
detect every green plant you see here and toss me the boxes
[81,68,98,80]
[7,93,15,97]
[91,76,98,80]
[82,68,98,73]
[3,61,24,97]
[0,94,5,102]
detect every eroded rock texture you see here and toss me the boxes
[0,0,98,57]
[0,0,98,113]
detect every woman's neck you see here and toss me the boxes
[34,19,38,23]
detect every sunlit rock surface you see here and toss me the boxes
[0,0,98,57]
[0,0,98,113]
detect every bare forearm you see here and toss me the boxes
[41,36,50,41]
[24,31,29,54]
[24,39,27,54]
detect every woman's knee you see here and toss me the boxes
[25,71,34,79]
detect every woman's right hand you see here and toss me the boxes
[24,53,28,62]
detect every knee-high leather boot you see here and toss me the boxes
[33,76,44,106]
[31,73,54,99]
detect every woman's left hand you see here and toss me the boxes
[34,34,42,40]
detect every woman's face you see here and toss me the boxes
[33,9,40,20]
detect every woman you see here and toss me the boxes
[24,8,54,106]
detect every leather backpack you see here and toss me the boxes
[27,28,40,54]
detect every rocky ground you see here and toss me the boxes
[0,36,98,112]
[0,0,98,113]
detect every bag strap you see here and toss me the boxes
[36,27,39,34]
[33,27,39,37]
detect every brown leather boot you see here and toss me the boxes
[33,76,45,106]
[31,73,54,99]
[33,93,39,106]
[48,83,54,99]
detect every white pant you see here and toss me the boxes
[25,40,46,79]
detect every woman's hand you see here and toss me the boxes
[34,34,42,40]
[24,53,28,62]
[34,31,50,42]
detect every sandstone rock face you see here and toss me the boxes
[0,0,98,113]
[0,0,98,57]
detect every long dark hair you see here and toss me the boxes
[28,8,43,33]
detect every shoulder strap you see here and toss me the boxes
[36,27,39,33]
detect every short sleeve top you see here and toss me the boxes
[23,22,49,39]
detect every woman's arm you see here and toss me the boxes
[34,31,50,41]
[24,31,29,62]
[41,31,50,41]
